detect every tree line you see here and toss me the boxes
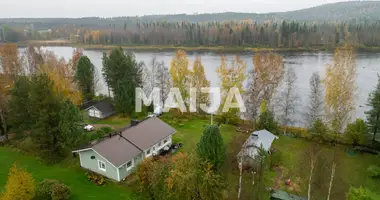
[4,20,380,48]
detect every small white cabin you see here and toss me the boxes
[86,99,115,119]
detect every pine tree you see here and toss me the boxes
[102,48,143,115]
[8,77,32,133]
[59,100,85,149]
[29,74,64,162]
[1,164,35,200]
[365,75,380,147]
[75,56,96,101]
[196,125,226,171]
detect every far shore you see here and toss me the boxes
[12,40,380,53]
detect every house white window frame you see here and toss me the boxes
[146,148,152,157]
[126,159,134,171]
[98,160,106,172]
[163,137,168,144]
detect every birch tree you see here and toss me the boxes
[217,55,246,118]
[191,57,210,111]
[324,46,356,133]
[170,50,191,103]
[143,56,171,106]
[277,67,298,134]
[246,52,284,121]
[305,72,324,128]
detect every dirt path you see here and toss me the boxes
[273,166,283,190]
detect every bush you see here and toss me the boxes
[99,126,113,134]
[87,172,105,186]
[346,187,373,200]
[35,179,60,199]
[269,150,283,168]
[11,137,40,155]
[367,165,380,178]
[35,179,70,200]
[51,183,71,200]
[2,164,35,200]
[256,110,279,134]
[280,126,309,138]
[345,119,368,145]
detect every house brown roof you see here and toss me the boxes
[121,117,176,150]
[73,117,176,167]
[92,135,142,167]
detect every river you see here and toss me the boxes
[21,46,380,123]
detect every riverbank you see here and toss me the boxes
[19,41,323,53]
[15,40,380,53]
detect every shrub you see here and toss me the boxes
[269,150,283,168]
[51,183,71,200]
[11,137,40,155]
[2,163,35,200]
[99,126,113,134]
[35,179,70,200]
[346,187,373,200]
[87,172,105,186]
[367,165,380,178]
[35,179,60,200]
[280,126,309,138]
[256,110,279,134]
[309,119,329,142]
[345,119,368,145]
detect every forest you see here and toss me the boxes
[2,1,380,48]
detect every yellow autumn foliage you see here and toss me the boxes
[324,46,356,133]
[1,163,35,200]
[252,52,284,101]
[38,52,82,105]
[170,50,191,101]
[217,55,246,102]
[191,57,210,109]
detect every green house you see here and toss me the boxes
[72,117,176,182]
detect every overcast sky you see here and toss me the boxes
[0,0,348,18]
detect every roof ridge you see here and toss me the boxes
[117,132,144,152]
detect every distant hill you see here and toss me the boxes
[133,1,380,22]
[1,1,380,28]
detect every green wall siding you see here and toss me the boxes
[118,153,144,181]
[79,149,119,181]
[77,135,174,182]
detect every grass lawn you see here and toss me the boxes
[270,136,380,199]
[82,111,131,129]
[0,148,137,200]
[169,117,239,153]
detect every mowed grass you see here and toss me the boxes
[169,117,239,153]
[270,136,380,198]
[0,148,137,200]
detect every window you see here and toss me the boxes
[98,160,106,171]
[159,141,162,147]
[126,160,133,171]
[153,146,156,151]
[146,149,151,156]
[164,138,168,144]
